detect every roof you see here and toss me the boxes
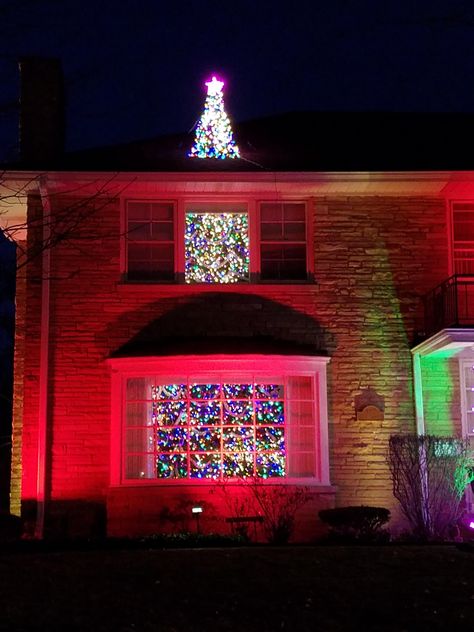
[111,335,323,358]
[6,111,474,172]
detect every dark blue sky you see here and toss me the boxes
[0,0,474,160]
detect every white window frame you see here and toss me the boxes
[449,201,474,275]
[122,198,313,284]
[459,358,474,438]
[109,354,330,487]
[457,358,474,511]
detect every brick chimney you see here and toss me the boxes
[19,57,65,166]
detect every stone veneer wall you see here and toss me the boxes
[17,192,450,538]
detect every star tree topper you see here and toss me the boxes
[189,75,240,159]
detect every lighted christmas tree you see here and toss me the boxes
[189,76,240,159]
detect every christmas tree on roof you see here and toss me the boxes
[189,76,240,159]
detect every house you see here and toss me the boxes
[2,59,474,540]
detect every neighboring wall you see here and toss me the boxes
[18,189,449,537]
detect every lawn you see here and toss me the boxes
[0,545,473,631]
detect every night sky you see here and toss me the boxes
[0,0,474,161]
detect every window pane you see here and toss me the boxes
[260,203,282,222]
[223,427,254,451]
[283,222,306,241]
[127,243,151,261]
[190,401,221,425]
[261,223,283,240]
[255,401,285,424]
[190,454,221,479]
[223,384,253,399]
[152,401,187,426]
[454,222,474,241]
[256,426,285,450]
[190,383,221,399]
[128,222,152,240]
[127,202,151,220]
[157,454,187,479]
[287,376,313,400]
[151,222,174,241]
[223,453,254,477]
[126,428,153,452]
[287,452,316,477]
[125,455,154,479]
[256,453,285,478]
[189,427,221,451]
[223,400,253,425]
[151,203,174,220]
[127,378,152,401]
[156,427,188,451]
[283,204,305,221]
[126,402,151,426]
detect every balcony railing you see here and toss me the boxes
[424,275,474,338]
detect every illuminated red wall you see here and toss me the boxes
[18,188,451,539]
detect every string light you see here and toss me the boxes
[189,76,240,159]
[185,213,249,283]
[152,382,286,479]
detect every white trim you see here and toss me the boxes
[411,328,474,357]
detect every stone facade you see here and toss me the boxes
[13,184,453,540]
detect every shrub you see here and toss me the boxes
[318,506,390,543]
[388,434,474,541]
[214,479,310,544]
[249,484,310,545]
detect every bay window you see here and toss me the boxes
[110,356,330,485]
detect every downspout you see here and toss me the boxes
[35,177,52,538]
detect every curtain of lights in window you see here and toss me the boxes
[126,381,285,480]
[185,213,249,283]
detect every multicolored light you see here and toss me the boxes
[150,382,285,480]
[185,212,249,283]
[189,76,240,159]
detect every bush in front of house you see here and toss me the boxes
[388,434,474,541]
[318,506,391,543]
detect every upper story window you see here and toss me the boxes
[451,202,474,274]
[260,202,307,281]
[126,201,175,281]
[124,200,312,284]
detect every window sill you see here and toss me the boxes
[110,480,335,491]
[116,280,318,293]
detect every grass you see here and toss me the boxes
[0,545,473,631]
